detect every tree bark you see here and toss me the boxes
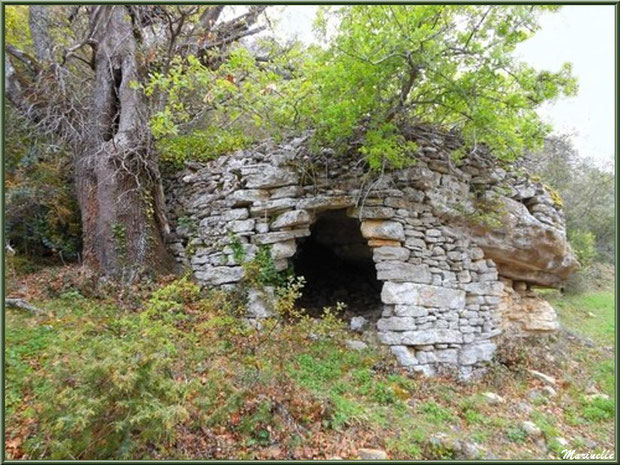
[6,5,268,281]
[77,6,174,280]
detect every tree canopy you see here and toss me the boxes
[148,5,577,170]
[307,5,577,166]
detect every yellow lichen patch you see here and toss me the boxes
[544,184,564,208]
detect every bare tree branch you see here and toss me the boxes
[29,5,54,62]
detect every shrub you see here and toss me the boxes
[29,319,189,459]
[142,275,201,324]
[5,109,81,260]
[24,278,205,459]
[418,401,455,424]
[242,245,290,288]
[506,427,527,443]
[157,127,252,168]
[582,396,615,423]
[568,230,597,267]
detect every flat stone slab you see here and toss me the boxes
[376,262,431,283]
[271,209,311,229]
[195,266,244,285]
[402,329,463,345]
[381,282,466,308]
[244,165,297,189]
[372,246,410,262]
[253,229,310,245]
[378,328,463,345]
[361,220,405,241]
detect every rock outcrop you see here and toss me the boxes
[163,127,577,376]
[497,278,560,334]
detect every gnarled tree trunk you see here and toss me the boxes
[77,6,173,280]
[6,4,267,281]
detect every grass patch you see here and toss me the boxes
[550,291,614,344]
[506,426,527,443]
[581,396,615,423]
[418,401,456,424]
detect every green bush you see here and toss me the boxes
[506,427,527,443]
[242,245,291,288]
[568,230,597,267]
[33,328,188,459]
[25,279,203,459]
[582,396,615,423]
[157,127,252,168]
[5,109,81,260]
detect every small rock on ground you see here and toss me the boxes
[482,392,505,405]
[350,316,368,332]
[528,369,556,386]
[515,401,533,415]
[346,339,368,351]
[458,441,481,460]
[521,420,543,438]
[541,385,557,397]
[358,448,388,460]
[585,384,599,395]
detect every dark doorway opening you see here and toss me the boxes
[292,209,383,322]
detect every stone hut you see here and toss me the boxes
[164,127,578,377]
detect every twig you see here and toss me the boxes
[5,298,42,315]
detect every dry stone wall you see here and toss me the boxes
[164,128,577,378]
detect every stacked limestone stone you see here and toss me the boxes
[163,127,577,378]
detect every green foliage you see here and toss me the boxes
[526,136,614,263]
[460,191,507,229]
[141,275,201,324]
[5,108,81,260]
[568,230,596,267]
[460,396,489,425]
[156,127,252,168]
[142,6,575,171]
[581,396,614,423]
[506,426,527,443]
[242,245,289,287]
[177,216,198,236]
[385,428,425,458]
[550,291,614,346]
[111,224,128,261]
[359,124,418,170]
[143,46,304,167]
[594,359,615,396]
[531,410,559,438]
[418,401,455,424]
[6,275,615,460]
[4,6,32,50]
[11,281,209,459]
[229,234,247,264]
[304,5,576,164]
[38,329,188,459]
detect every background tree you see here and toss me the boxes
[5,5,268,280]
[525,135,614,265]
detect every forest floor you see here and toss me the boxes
[4,261,616,460]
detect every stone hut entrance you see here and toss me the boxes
[292,209,382,321]
[164,133,577,377]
